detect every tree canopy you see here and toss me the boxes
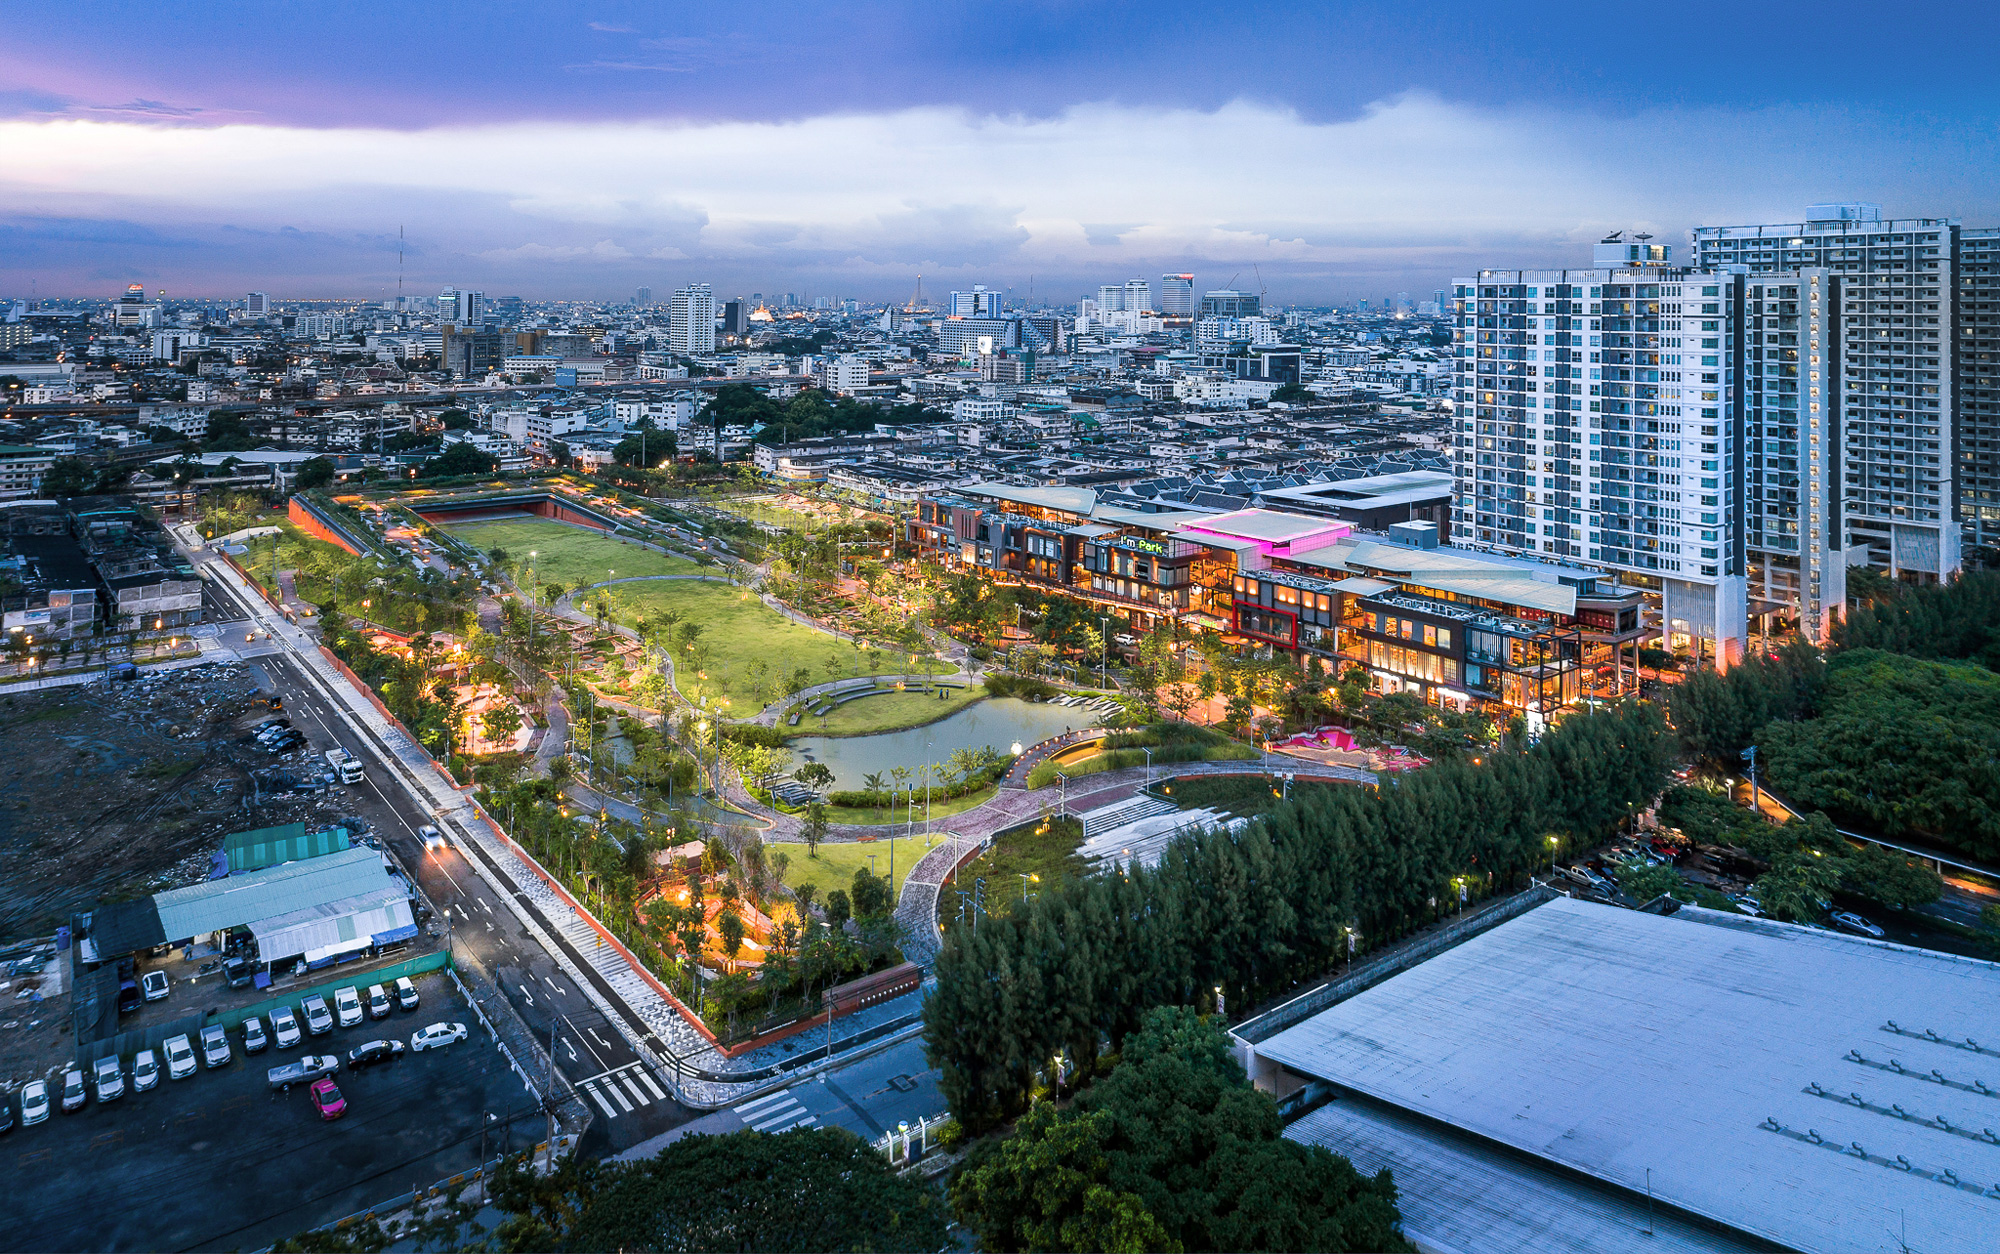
[294,456,337,490]
[951,1006,1409,1254]
[485,1128,950,1253]
[420,441,497,478]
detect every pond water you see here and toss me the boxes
[791,696,1098,791]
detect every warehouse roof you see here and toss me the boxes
[1255,896,2000,1254]
[222,822,350,873]
[154,845,389,942]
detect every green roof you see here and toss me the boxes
[223,822,350,872]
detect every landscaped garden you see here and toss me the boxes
[935,815,1088,926]
[780,834,935,904]
[790,684,983,736]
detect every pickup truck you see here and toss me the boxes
[267,1055,341,1092]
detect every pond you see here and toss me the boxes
[791,697,1098,792]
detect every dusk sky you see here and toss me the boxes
[5,1,1999,304]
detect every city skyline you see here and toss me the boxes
[4,2,2000,299]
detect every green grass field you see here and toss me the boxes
[440,517,704,593]
[778,834,938,903]
[796,686,983,736]
[713,496,829,532]
[828,784,997,826]
[940,816,1089,924]
[603,578,946,709]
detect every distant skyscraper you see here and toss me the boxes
[1159,274,1195,316]
[1123,277,1152,314]
[245,292,269,315]
[668,283,716,355]
[635,286,652,306]
[722,298,747,335]
[1201,289,1259,317]
[1096,284,1125,313]
[950,285,1002,318]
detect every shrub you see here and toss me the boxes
[722,723,789,749]
[982,673,1057,701]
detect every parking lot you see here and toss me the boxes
[10,969,549,1253]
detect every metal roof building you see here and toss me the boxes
[151,845,406,959]
[221,821,350,873]
[1255,896,2000,1254]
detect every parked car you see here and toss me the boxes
[334,987,363,1028]
[310,1078,347,1121]
[200,1024,233,1072]
[418,825,446,852]
[1731,895,1766,918]
[363,984,392,1021]
[223,957,255,990]
[410,1022,468,1053]
[242,1016,269,1054]
[271,1005,302,1049]
[267,1055,341,1092]
[346,1040,406,1070]
[132,1049,160,1092]
[117,980,141,1016]
[141,970,170,1002]
[91,1055,125,1103]
[394,977,420,1012]
[302,995,334,1036]
[1831,910,1886,939]
[164,1034,197,1080]
[60,1068,87,1113]
[20,1080,49,1126]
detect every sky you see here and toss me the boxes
[4,1,1999,305]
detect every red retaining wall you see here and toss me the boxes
[289,497,364,555]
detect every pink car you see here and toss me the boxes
[310,1078,347,1121]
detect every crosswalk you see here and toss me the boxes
[576,1061,670,1119]
[731,1088,818,1133]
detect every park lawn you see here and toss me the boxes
[713,496,830,532]
[604,579,947,709]
[795,686,982,737]
[827,784,998,826]
[939,815,1089,924]
[441,517,705,592]
[1157,774,1352,818]
[779,833,937,904]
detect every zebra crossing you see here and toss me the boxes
[731,1088,818,1133]
[576,1061,670,1119]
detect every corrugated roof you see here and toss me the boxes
[250,887,413,961]
[154,845,389,941]
[1256,897,2000,1254]
[223,822,350,873]
[1330,576,1396,595]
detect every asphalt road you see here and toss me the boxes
[8,971,537,1254]
[197,558,694,1154]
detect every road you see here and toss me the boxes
[195,555,694,1154]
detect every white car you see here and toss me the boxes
[61,1068,86,1113]
[141,970,170,1002]
[1831,910,1886,939]
[132,1049,160,1092]
[163,1034,198,1080]
[410,1022,469,1052]
[20,1080,49,1126]
[92,1055,125,1103]
[334,987,363,1028]
[271,1005,302,1049]
[302,995,334,1036]
[418,825,446,852]
[200,1024,232,1069]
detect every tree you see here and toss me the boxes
[862,770,888,821]
[794,761,835,794]
[717,909,747,965]
[1753,851,1844,923]
[1269,381,1313,404]
[39,458,95,497]
[480,703,524,746]
[294,456,337,490]
[439,407,475,430]
[489,1128,950,1253]
[803,800,828,856]
[851,867,893,919]
[949,1007,1409,1254]
[824,888,852,933]
[420,441,496,478]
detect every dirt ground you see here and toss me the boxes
[0,661,350,940]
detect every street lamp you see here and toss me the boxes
[1020,872,1037,901]
[1740,745,1760,813]
[1098,615,1111,689]
[1142,745,1153,793]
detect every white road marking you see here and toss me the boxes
[518,985,534,1006]
[618,1072,650,1105]
[632,1068,667,1101]
[751,1103,809,1133]
[733,1089,795,1115]
[603,1078,634,1112]
[583,1081,619,1118]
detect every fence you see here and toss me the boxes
[77,949,451,1067]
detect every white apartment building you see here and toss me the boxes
[948,286,1002,318]
[612,395,698,431]
[952,397,1016,424]
[1453,246,1753,663]
[668,283,716,355]
[1159,274,1195,316]
[826,354,870,394]
[1693,205,1958,581]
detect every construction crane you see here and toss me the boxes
[1254,263,1267,309]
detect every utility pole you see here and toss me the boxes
[1740,745,1761,814]
[1099,615,1111,689]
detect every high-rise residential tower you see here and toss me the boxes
[668,283,715,355]
[1693,205,1958,581]
[1959,227,2000,560]
[950,286,1001,318]
[1122,277,1152,314]
[1159,274,1195,316]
